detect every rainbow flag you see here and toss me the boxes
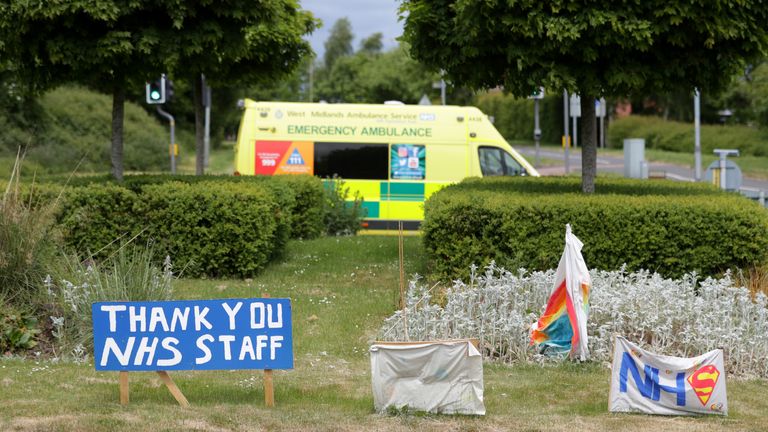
[530,224,591,360]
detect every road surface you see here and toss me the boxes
[517,146,768,195]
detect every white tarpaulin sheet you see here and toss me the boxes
[370,340,485,415]
[609,336,728,416]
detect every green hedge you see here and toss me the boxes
[135,181,279,278]
[12,174,326,277]
[56,183,140,256]
[423,177,768,279]
[51,173,325,242]
[474,92,563,145]
[607,115,768,156]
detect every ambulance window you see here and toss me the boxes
[314,142,388,180]
[478,146,525,176]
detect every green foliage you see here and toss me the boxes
[716,62,768,127]
[56,174,326,241]
[322,177,364,236]
[0,303,40,353]
[400,0,768,192]
[132,181,280,278]
[55,183,140,257]
[400,1,768,99]
[607,115,768,156]
[0,86,169,175]
[315,44,438,104]
[422,177,768,279]
[267,175,325,240]
[0,159,60,307]
[9,174,327,278]
[324,18,354,70]
[475,92,563,145]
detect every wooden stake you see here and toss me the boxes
[398,222,409,341]
[264,369,275,407]
[119,371,129,406]
[263,292,275,407]
[156,371,190,407]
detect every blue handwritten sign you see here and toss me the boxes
[92,298,293,371]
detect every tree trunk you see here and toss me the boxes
[580,95,597,193]
[111,78,125,182]
[194,74,205,175]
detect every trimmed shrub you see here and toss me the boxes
[607,115,768,157]
[19,174,325,276]
[423,177,768,279]
[56,183,140,257]
[50,174,326,240]
[135,181,280,278]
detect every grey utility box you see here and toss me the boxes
[624,138,647,179]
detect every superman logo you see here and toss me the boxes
[687,364,720,405]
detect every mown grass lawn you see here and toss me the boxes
[1,236,766,431]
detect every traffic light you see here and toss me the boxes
[165,79,174,102]
[146,75,167,104]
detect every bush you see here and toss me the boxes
[0,301,41,354]
[0,159,60,307]
[135,181,280,277]
[56,183,140,258]
[380,265,768,377]
[607,115,768,157]
[50,173,326,241]
[475,91,563,145]
[16,174,326,277]
[323,176,364,236]
[422,177,768,279]
[0,86,169,176]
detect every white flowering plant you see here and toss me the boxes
[44,243,174,361]
[379,263,768,378]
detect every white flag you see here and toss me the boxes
[609,336,728,416]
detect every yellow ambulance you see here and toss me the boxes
[234,99,539,230]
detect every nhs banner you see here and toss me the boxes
[93,298,293,371]
[609,336,727,416]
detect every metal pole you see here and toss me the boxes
[202,75,211,168]
[694,89,702,181]
[599,98,606,149]
[156,106,176,174]
[440,79,446,106]
[534,98,541,167]
[204,86,211,169]
[563,90,570,174]
[719,152,727,190]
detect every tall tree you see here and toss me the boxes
[169,0,316,175]
[359,33,384,55]
[1,0,316,179]
[315,44,436,103]
[399,0,768,192]
[0,1,176,180]
[323,18,354,70]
